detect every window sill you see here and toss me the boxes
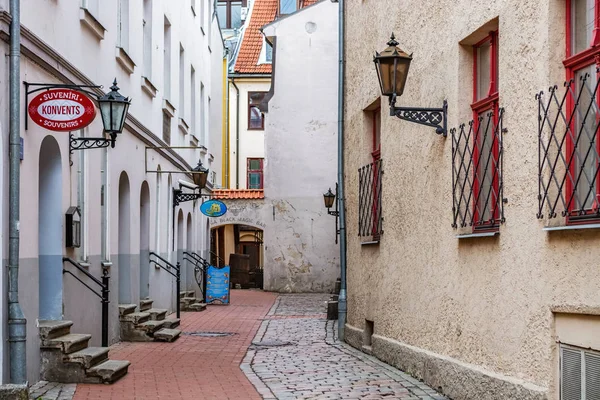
[208,153,214,162]
[162,99,176,117]
[360,240,380,246]
[456,231,499,239]
[79,8,106,40]
[199,145,208,156]
[190,134,199,146]
[141,76,158,98]
[115,47,136,74]
[178,118,190,135]
[543,223,600,232]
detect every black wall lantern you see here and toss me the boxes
[191,161,209,189]
[323,184,340,244]
[97,79,131,147]
[374,34,447,136]
[66,206,81,248]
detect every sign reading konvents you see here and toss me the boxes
[28,89,96,132]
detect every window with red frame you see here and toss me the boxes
[472,31,500,230]
[564,0,600,222]
[247,158,263,189]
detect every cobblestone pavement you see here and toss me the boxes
[241,294,447,400]
[30,381,76,400]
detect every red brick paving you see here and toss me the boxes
[73,290,277,400]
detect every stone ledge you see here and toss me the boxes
[79,7,105,40]
[115,46,135,74]
[162,99,176,118]
[141,76,158,98]
[0,384,28,400]
[367,330,547,400]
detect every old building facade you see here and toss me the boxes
[0,0,224,384]
[343,0,600,399]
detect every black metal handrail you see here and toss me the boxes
[209,250,225,267]
[62,257,109,347]
[149,252,181,318]
[183,251,208,302]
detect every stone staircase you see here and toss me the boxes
[179,290,207,312]
[39,320,130,384]
[119,298,181,342]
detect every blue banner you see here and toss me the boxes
[205,265,231,305]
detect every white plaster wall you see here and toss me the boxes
[0,0,224,384]
[261,1,339,293]
[228,79,270,189]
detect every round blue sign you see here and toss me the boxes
[200,199,227,217]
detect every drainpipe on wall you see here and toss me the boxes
[231,79,240,189]
[8,0,27,384]
[225,53,230,188]
[336,0,348,342]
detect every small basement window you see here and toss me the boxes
[560,344,600,399]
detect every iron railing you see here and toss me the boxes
[183,251,208,303]
[537,71,600,221]
[149,252,181,318]
[210,250,225,267]
[62,257,109,347]
[451,108,505,229]
[358,159,383,239]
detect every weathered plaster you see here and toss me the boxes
[343,0,591,399]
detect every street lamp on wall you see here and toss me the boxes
[191,161,209,189]
[323,184,340,244]
[374,34,448,136]
[97,79,131,147]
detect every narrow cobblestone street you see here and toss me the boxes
[30,291,445,400]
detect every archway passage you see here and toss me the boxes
[140,181,150,299]
[211,224,264,290]
[118,172,131,304]
[38,136,63,320]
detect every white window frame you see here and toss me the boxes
[258,37,273,65]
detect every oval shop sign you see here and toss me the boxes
[28,89,96,132]
[200,200,228,218]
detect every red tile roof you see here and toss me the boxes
[212,189,265,199]
[234,0,277,74]
[234,0,319,74]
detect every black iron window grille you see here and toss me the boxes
[537,71,600,222]
[358,159,383,240]
[452,108,505,230]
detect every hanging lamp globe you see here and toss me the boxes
[192,161,209,189]
[323,188,336,209]
[98,79,131,141]
[373,33,413,99]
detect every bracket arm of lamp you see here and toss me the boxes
[374,33,448,137]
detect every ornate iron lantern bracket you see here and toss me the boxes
[390,95,448,137]
[173,189,203,207]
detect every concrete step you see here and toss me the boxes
[139,299,153,312]
[38,320,73,340]
[162,318,180,329]
[185,290,195,298]
[188,303,207,312]
[153,328,181,342]
[86,360,131,384]
[41,333,92,354]
[179,291,188,299]
[136,320,165,334]
[118,304,137,317]
[120,311,150,324]
[180,297,198,305]
[64,347,109,369]
[147,308,167,321]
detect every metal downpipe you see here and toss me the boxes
[8,0,27,384]
[231,79,240,189]
[336,0,347,341]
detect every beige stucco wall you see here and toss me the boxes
[343,1,598,399]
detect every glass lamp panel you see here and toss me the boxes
[100,102,112,132]
[117,102,129,132]
[476,41,491,101]
[394,57,411,96]
[572,0,595,55]
[377,59,395,96]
